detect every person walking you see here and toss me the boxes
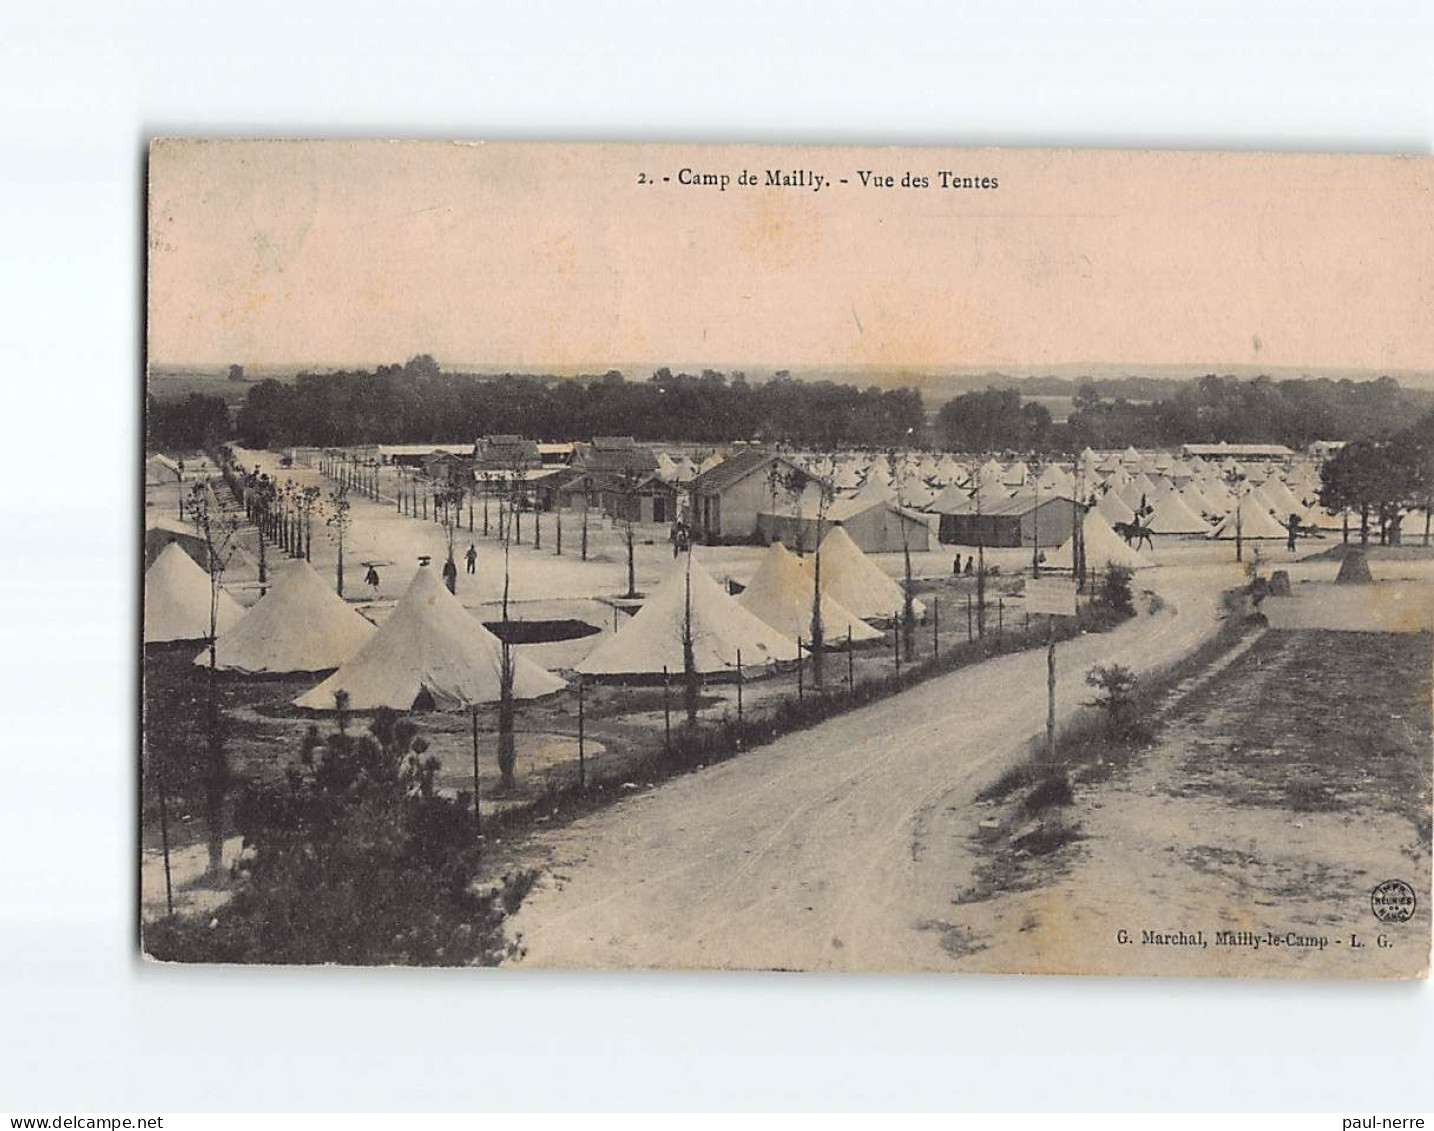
[364,564,380,594]
[465,542,478,574]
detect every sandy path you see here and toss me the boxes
[507,561,1241,971]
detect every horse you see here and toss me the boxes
[1113,519,1154,552]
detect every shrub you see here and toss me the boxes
[1084,662,1143,740]
[1095,564,1135,616]
[144,710,534,966]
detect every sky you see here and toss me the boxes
[148,140,1434,380]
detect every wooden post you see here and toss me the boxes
[663,665,672,753]
[933,597,940,655]
[736,648,743,724]
[967,591,973,641]
[797,637,804,700]
[998,597,1004,639]
[893,612,901,675]
[156,758,174,917]
[1046,616,1057,763]
[577,678,586,790]
[847,626,854,696]
[471,706,483,837]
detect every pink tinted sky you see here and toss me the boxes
[147,140,1433,376]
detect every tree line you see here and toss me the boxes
[224,356,926,450]
[150,355,1434,458]
[1318,411,1434,546]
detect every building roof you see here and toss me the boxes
[688,448,807,496]
[570,436,660,474]
[1182,442,1294,458]
[473,435,540,470]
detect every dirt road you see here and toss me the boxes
[508,561,1242,971]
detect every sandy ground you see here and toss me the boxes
[503,561,1244,971]
[947,628,1431,979]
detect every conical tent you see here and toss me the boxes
[1096,490,1137,526]
[145,542,245,644]
[1144,493,1211,535]
[815,525,927,621]
[295,565,565,710]
[1208,493,1290,539]
[1048,509,1155,572]
[577,554,799,677]
[198,558,376,674]
[1178,482,1216,518]
[737,542,882,646]
[1261,478,1306,519]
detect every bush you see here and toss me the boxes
[1094,564,1135,616]
[144,708,534,966]
[1084,663,1143,740]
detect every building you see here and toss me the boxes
[938,492,1084,549]
[757,495,931,554]
[687,448,822,544]
[473,435,540,474]
[377,443,470,468]
[422,450,473,486]
[569,435,659,476]
[1180,442,1294,463]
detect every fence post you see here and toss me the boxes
[933,597,940,655]
[662,665,671,753]
[998,597,1004,639]
[736,648,743,724]
[577,678,586,791]
[967,591,973,641]
[797,637,804,701]
[893,611,901,675]
[847,626,854,697]
[471,707,483,838]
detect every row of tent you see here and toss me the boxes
[144,526,927,711]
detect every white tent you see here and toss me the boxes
[737,542,881,646]
[1047,509,1154,572]
[577,554,799,677]
[1096,489,1137,526]
[145,542,245,644]
[815,525,926,622]
[1144,493,1211,535]
[295,565,565,710]
[1208,493,1291,540]
[198,559,376,674]
[1178,482,1217,518]
[1260,478,1306,520]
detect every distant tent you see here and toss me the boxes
[1144,493,1211,535]
[1208,494,1290,540]
[815,525,926,622]
[928,481,977,515]
[1035,464,1074,496]
[577,553,799,677]
[851,476,896,504]
[1002,460,1029,487]
[1261,478,1306,519]
[145,542,245,644]
[295,565,565,710]
[737,542,882,646]
[1178,482,1217,518]
[1096,490,1137,527]
[199,559,376,674]
[1048,509,1153,572]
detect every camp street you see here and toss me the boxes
[507,561,1237,971]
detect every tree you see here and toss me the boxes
[887,449,917,660]
[326,485,351,596]
[494,466,523,791]
[184,480,242,879]
[1085,663,1140,740]
[227,363,246,382]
